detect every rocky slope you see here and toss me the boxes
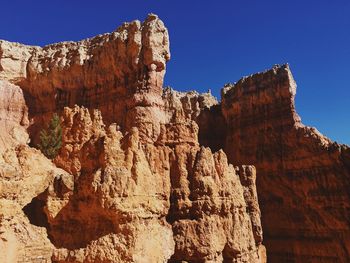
[0,14,265,263]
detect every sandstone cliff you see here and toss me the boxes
[1,13,171,145]
[0,14,265,263]
[220,65,350,262]
[1,12,348,263]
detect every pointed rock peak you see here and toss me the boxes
[147,13,159,20]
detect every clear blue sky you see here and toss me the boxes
[1,0,349,144]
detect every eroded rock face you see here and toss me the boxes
[0,41,39,82]
[0,79,59,262]
[3,11,349,263]
[0,80,29,153]
[0,144,71,263]
[221,64,350,263]
[1,14,170,130]
[46,101,264,262]
[46,107,174,262]
[0,14,265,263]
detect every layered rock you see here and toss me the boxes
[0,41,39,82]
[0,14,265,263]
[44,98,264,262]
[0,78,54,262]
[3,11,349,263]
[1,13,170,144]
[221,64,350,262]
[0,144,71,263]
[0,80,29,153]
[46,106,174,262]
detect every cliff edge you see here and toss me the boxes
[0,14,266,263]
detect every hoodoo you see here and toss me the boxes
[0,14,265,263]
[0,14,349,263]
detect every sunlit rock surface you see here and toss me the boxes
[0,14,266,263]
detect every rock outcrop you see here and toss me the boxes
[221,64,350,262]
[42,104,264,262]
[0,140,70,263]
[0,14,265,263]
[1,13,170,139]
[0,80,29,152]
[3,11,348,263]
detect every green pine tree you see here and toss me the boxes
[38,113,62,159]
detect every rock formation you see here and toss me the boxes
[0,14,265,263]
[2,13,171,146]
[0,80,29,152]
[1,11,349,263]
[221,65,350,262]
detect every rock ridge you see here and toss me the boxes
[221,64,350,262]
[1,12,349,263]
[0,14,265,263]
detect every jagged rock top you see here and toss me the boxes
[0,13,170,87]
[221,64,338,149]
